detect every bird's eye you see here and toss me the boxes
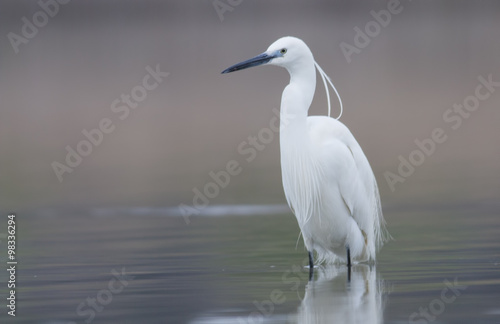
[280,48,287,54]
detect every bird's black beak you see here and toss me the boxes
[221,52,276,74]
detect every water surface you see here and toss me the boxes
[7,203,500,323]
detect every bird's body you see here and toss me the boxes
[222,36,389,268]
[282,115,382,264]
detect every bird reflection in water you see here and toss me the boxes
[293,265,387,324]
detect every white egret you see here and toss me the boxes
[222,36,390,273]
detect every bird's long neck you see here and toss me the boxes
[279,56,322,229]
[280,56,316,145]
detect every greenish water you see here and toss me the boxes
[4,203,499,323]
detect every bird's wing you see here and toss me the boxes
[308,116,389,250]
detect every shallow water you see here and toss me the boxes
[6,203,500,324]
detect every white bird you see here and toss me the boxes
[222,36,390,273]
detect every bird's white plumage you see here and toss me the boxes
[223,36,390,265]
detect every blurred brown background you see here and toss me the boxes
[1,0,499,213]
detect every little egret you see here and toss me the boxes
[222,36,390,274]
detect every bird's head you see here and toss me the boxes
[221,36,313,74]
[221,36,342,118]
